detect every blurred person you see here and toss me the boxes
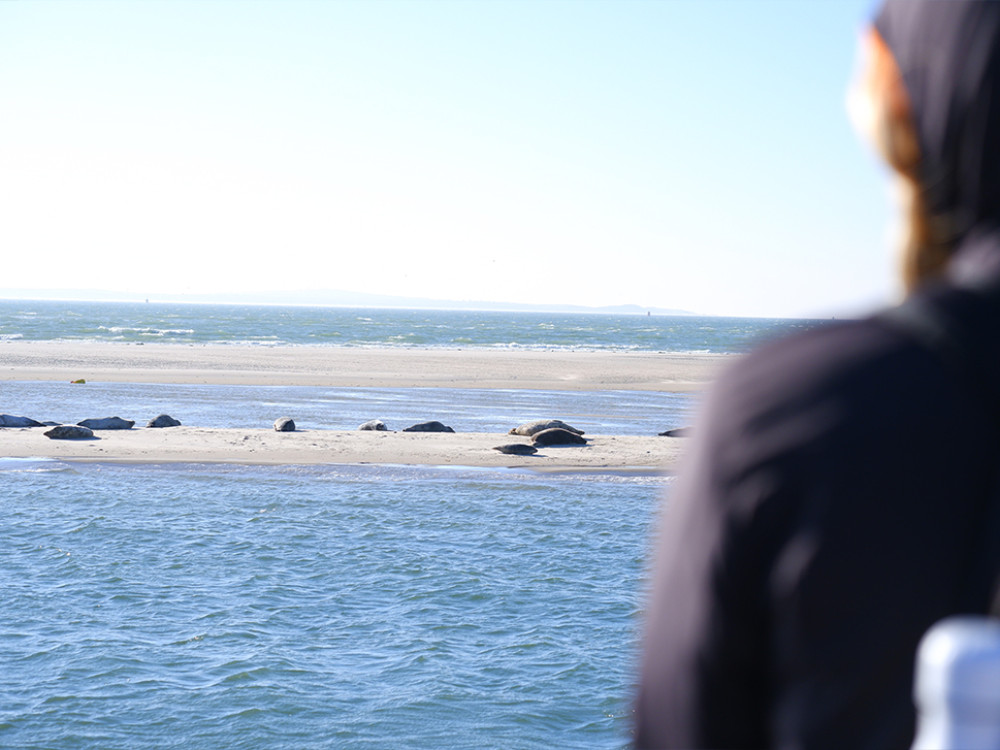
[635,2,1000,748]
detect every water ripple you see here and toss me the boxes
[0,463,661,748]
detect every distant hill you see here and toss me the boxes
[0,287,697,316]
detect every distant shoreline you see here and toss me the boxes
[0,292,699,317]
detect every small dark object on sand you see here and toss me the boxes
[274,417,296,432]
[147,414,182,428]
[402,421,455,433]
[493,443,539,456]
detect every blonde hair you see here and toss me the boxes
[847,28,953,292]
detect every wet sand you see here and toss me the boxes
[0,341,726,391]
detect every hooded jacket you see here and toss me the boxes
[636,2,1000,748]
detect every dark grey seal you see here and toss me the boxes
[274,417,296,432]
[0,414,44,428]
[358,419,388,431]
[77,417,134,430]
[493,443,538,456]
[531,427,588,446]
[402,421,455,433]
[45,424,95,440]
[509,419,584,437]
[658,427,691,437]
[147,414,182,428]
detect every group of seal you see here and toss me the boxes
[0,413,180,440]
[493,419,589,456]
[264,414,589,455]
[5,409,688,451]
[507,419,584,437]
[44,416,137,439]
[270,418,458,433]
[494,419,690,456]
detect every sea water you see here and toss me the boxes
[2,461,663,749]
[0,299,820,352]
[0,301,824,749]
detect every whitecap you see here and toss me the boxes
[0,456,70,474]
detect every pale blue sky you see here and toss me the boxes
[1,0,887,318]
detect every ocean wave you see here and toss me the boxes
[0,300,814,353]
[0,457,71,474]
[98,325,195,336]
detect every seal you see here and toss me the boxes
[658,427,690,437]
[402,421,455,433]
[509,419,584,437]
[0,414,44,428]
[531,428,588,446]
[77,417,134,430]
[44,424,96,440]
[493,443,538,455]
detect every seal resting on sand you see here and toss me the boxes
[402,421,455,433]
[0,414,44,428]
[509,419,584,437]
[531,428,588,446]
[493,443,538,455]
[658,427,690,437]
[45,424,95,440]
[358,419,388,431]
[77,417,134,430]
[147,414,181,428]
[274,417,296,432]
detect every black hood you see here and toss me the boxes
[876,0,1000,275]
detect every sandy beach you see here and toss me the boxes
[0,342,730,471]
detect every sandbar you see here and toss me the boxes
[0,426,687,473]
[0,341,728,391]
[0,342,730,471]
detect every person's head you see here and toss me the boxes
[849,1,1000,294]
